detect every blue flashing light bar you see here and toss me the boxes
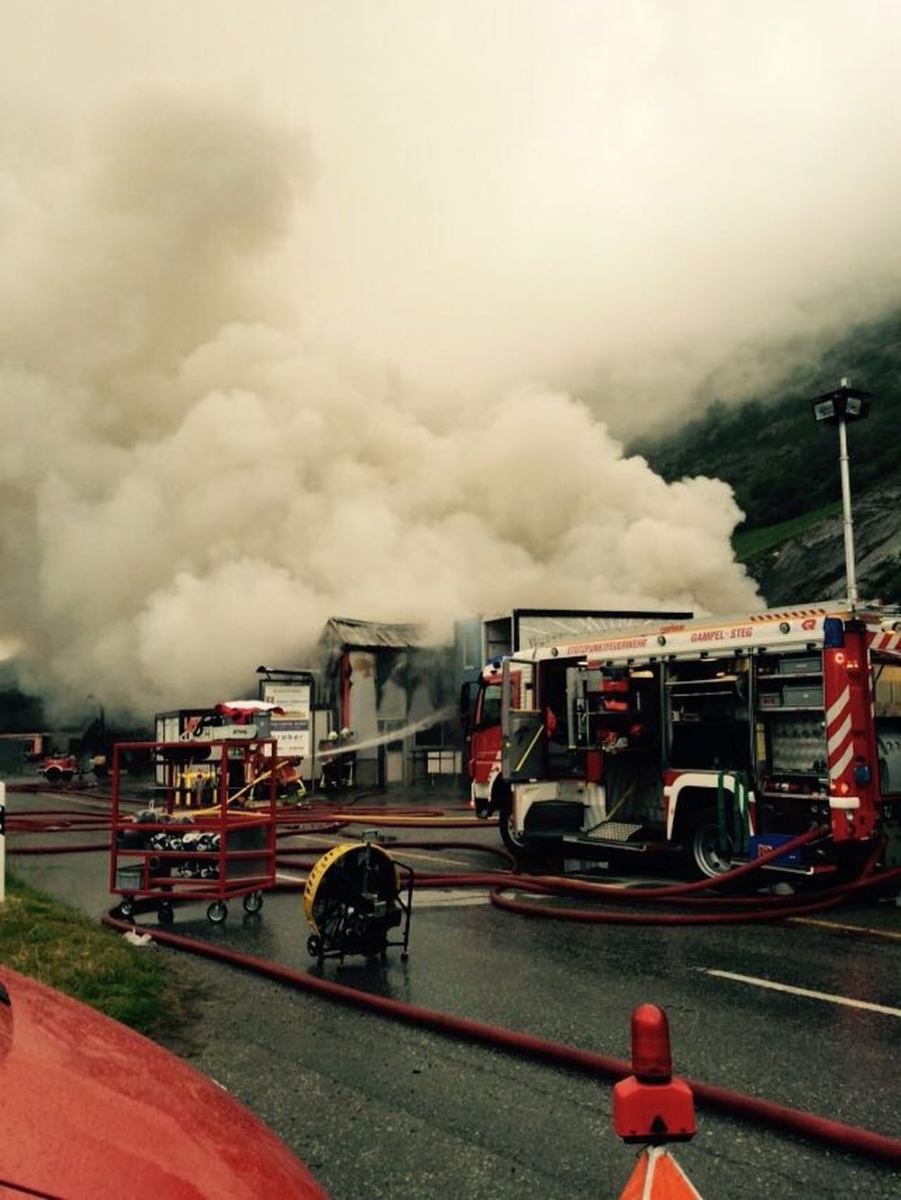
[823,617,845,648]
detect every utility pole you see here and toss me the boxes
[810,377,873,608]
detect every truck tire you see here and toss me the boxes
[682,808,734,880]
[499,799,528,854]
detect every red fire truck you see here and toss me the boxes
[462,602,901,878]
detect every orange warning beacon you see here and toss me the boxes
[613,1004,696,1145]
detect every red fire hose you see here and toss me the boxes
[101,912,901,1168]
[9,795,901,1170]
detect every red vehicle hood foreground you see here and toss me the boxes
[0,966,328,1198]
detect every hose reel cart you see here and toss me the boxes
[109,738,279,925]
[303,840,413,963]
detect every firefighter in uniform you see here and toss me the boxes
[338,728,356,789]
[319,731,340,790]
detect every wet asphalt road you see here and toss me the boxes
[6,782,901,1199]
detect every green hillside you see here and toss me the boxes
[731,502,842,561]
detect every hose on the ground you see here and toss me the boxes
[101,911,901,1168]
[11,791,901,1168]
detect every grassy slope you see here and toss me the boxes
[731,501,842,562]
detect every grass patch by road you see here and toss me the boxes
[0,872,192,1038]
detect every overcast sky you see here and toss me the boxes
[2,2,899,717]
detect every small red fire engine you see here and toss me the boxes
[462,601,901,879]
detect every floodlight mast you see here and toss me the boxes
[810,376,873,608]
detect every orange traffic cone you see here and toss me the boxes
[618,1145,703,1199]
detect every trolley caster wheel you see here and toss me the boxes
[119,897,135,921]
[243,891,264,914]
[206,901,228,925]
[158,902,175,926]
[306,935,322,959]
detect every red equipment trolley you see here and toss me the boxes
[109,738,279,925]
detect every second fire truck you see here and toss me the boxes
[462,601,901,878]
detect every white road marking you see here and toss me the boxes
[275,875,488,908]
[704,969,901,1019]
[281,833,483,871]
[390,849,483,869]
[788,916,901,942]
[276,870,307,884]
[411,890,490,909]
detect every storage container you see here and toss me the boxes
[780,656,822,676]
[782,684,824,708]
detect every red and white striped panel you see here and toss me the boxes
[868,628,901,659]
[748,607,828,623]
[826,684,853,783]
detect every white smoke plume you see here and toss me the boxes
[2,2,899,721]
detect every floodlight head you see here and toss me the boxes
[811,381,873,425]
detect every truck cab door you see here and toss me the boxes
[501,658,545,781]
